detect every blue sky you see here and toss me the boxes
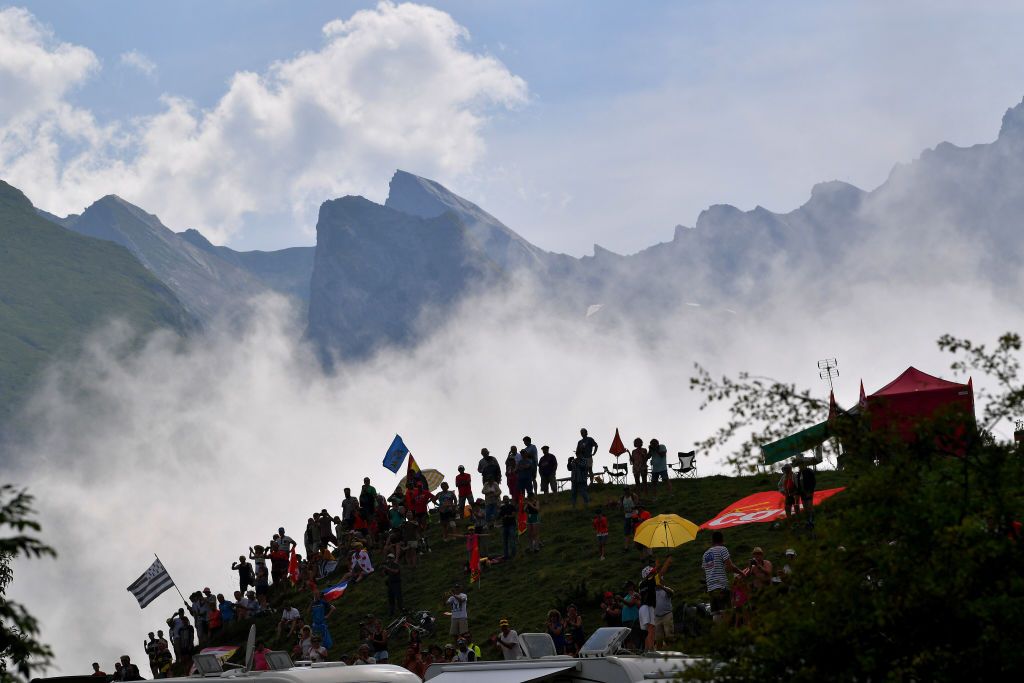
[5,1,1024,253]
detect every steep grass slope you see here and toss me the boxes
[206,469,848,663]
[0,180,191,425]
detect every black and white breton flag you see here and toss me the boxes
[127,558,175,608]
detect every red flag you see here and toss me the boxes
[517,496,528,536]
[609,428,627,456]
[827,390,839,422]
[468,534,481,583]
[287,548,299,585]
[700,488,845,529]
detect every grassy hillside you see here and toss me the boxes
[0,180,192,424]
[207,468,849,663]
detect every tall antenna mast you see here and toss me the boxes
[818,358,838,393]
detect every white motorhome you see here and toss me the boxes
[191,660,421,683]
[424,628,704,683]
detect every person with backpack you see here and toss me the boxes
[569,456,590,509]
[778,464,801,518]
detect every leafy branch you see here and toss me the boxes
[689,364,831,473]
[938,332,1024,431]
[1,485,57,681]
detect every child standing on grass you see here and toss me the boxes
[593,508,609,560]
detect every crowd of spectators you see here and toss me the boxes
[108,426,804,678]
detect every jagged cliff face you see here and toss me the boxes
[25,96,1024,361]
[307,195,503,360]
[304,96,1024,358]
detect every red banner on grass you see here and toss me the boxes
[700,488,845,530]
[468,534,480,583]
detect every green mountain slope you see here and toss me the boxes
[0,180,192,424]
[204,469,848,664]
[61,196,269,322]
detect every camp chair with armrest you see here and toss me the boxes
[602,463,629,485]
[672,451,697,479]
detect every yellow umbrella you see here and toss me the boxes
[398,468,445,492]
[632,514,700,548]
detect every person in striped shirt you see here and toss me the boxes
[701,531,744,623]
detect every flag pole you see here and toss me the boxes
[155,553,191,609]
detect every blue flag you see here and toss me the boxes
[382,434,410,473]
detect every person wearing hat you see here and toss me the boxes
[778,548,796,586]
[383,552,403,616]
[342,541,374,583]
[453,638,476,662]
[639,558,672,650]
[496,619,522,660]
[600,591,622,626]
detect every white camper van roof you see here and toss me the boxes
[196,664,422,683]
[424,655,700,683]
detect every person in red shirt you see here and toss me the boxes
[455,466,473,517]
[412,484,435,530]
[592,507,609,560]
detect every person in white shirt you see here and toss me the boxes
[354,644,377,665]
[447,585,469,636]
[308,636,329,663]
[277,605,302,639]
[496,619,521,660]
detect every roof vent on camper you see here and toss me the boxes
[519,633,557,659]
[191,653,225,676]
[578,627,632,658]
[265,651,294,671]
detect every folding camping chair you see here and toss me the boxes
[602,463,629,486]
[672,451,697,479]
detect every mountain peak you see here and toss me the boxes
[0,179,34,211]
[180,228,215,249]
[386,170,460,219]
[998,96,1024,142]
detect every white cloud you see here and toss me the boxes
[0,2,527,243]
[0,7,98,124]
[119,49,157,78]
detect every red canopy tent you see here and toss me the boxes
[862,367,975,441]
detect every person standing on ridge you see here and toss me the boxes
[477,447,501,484]
[455,466,473,517]
[630,438,649,491]
[518,436,538,498]
[505,446,520,500]
[538,446,558,494]
[576,428,598,484]
[342,488,358,531]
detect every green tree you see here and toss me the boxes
[681,333,1024,681]
[0,485,57,681]
[938,332,1024,430]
